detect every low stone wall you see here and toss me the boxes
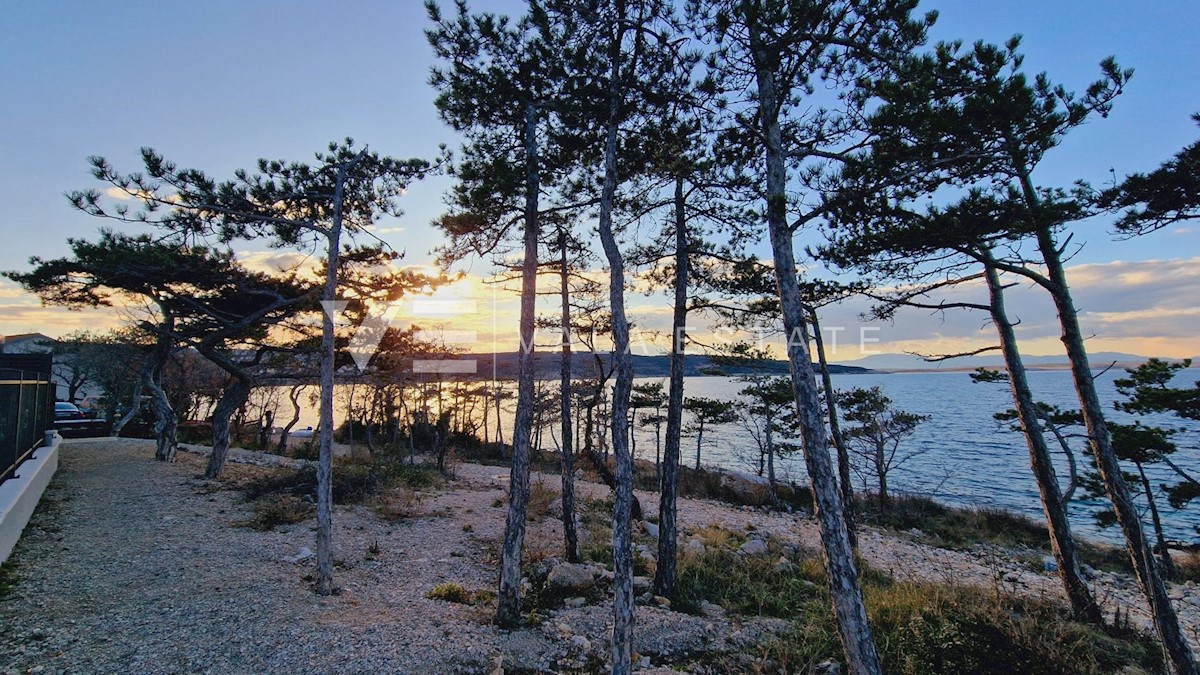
[0,431,61,564]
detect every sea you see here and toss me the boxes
[269,368,1200,546]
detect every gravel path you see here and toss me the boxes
[0,439,774,674]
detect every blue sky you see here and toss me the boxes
[1,0,1197,357]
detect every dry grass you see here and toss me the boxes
[490,479,560,521]
[672,537,1161,675]
[425,582,495,606]
[240,494,314,531]
[371,488,425,522]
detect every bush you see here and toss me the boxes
[426,582,472,604]
[426,582,493,606]
[239,460,444,506]
[372,488,424,522]
[631,463,814,511]
[242,494,313,531]
[864,494,1131,573]
[674,539,1160,674]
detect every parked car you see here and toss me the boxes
[54,402,86,421]
[54,401,107,437]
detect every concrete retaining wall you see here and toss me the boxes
[0,431,61,564]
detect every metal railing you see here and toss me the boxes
[0,368,53,485]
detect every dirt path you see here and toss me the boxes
[0,440,771,674]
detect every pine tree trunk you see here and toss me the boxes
[981,251,1100,622]
[277,384,303,455]
[205,375,252,479]
[873,438,888,508]
[495,385,505,452]
[694,421,703,470]
[315,165,349,597]
[595,10,635,669]
[148,375,177,462]
[147,326,177,462]
[1042,418,1080,502]
[658,299,684,604]
[559,229,580,563]
[112,359,150,438]
[1019,171,1197,673]
[755,57,881,674]
[766,420,778,506]
[496,101,540,627]
[811,307,855,546]
[1139,463,1178,580]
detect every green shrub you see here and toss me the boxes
[426,582,493,606]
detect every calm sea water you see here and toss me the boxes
[679,370,1200,545]
[274,368,1200,546]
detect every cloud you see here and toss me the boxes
[372,226,406,234]
[0,303,127,335]
[0,280,27,300]
[103,187,132,201]
[1173,227,1192,235]
[237,250,317,276]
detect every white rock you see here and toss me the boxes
[547,563,595,593]
[686,539,706,554]
[643,521,660,538]
[283,547,314,564]
[741,538,769,556]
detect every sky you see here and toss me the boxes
[0,0,1197,361]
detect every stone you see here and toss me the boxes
[686,539,706,554]
[283,547,314,564]
[1042,555,1058,573]
[564,596,587,608]
[570,635,591,651]
[633,576,651,593]
[547,563,595,593]
[643,521,660,538]
[815,660,842,674]
[700,600,725,618]
[653,595,671,608]
[639,656,651,668]
[740,538,769,556]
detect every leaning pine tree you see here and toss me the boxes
[692,2,937,670]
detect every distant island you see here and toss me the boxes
[456,351,875,379]
[835,351,1194,373]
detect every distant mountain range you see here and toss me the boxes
[456,352,874,379]
[400,350,1200,379]
[834,352,1191,373]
